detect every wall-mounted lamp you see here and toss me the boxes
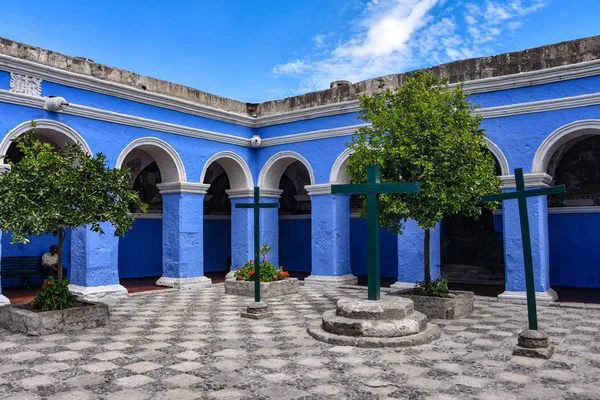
[44,96,69,112]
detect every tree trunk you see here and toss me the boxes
[57,227,64,284]
[424,228,431,283]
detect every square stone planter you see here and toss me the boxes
[224,278,299,299]
[390,290,474,319]
[0,302,109,336]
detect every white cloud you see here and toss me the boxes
[271,0,548,93]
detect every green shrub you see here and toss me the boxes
[31,276,77,311]
[234,259,290,282]
[414,277,449,298]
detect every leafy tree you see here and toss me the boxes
[0,122,147,286]
[347,71,501,287]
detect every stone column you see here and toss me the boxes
[391,219,441,291]
[156,182,212,288]
[69,222,128,301]
[304,184,356,286]
[258,189,282,266]
[498,173,557,303]
[0,164,12,304]
[227,189,255,278]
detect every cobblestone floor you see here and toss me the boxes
[0,285,599,400]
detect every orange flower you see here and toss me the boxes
[279,271,284,276]
[284,271,290,277]
[264,260,269,264]
[280,266,283,270]
[237,276,242,280]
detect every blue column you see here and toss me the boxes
[392,219,441,290]
[0,231,10,304]
[157,191,212,288]
[260,197,280,266]
[499,188,556,302]
[305,192,356,285]
[229,197,254,272]
[69,222,128,301]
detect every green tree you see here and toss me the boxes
[347,71,501,286]
[0,122,147,285]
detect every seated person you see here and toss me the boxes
[41,245,66,279]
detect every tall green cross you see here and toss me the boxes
[234,187,280,302]
[332,165,420,301]
[481,168,565,330]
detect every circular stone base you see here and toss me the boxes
[307,323,441,348]
[240,301,273,320]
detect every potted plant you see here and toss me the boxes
[346,72,501,319]
[225,243,299,298]
[0,122,146,335]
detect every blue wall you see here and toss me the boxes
[549,213,600,288]
[118,219,162,279]
[1,230,71,287]
[279,219,311,272]
[203,219,231,272]
[350,218,398,278]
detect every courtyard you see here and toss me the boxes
[0,285,598,400]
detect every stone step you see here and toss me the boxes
[322,310,427,338]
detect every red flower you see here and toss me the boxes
[280,266,283,270]
[273,275,277,280]
[265,260,269,263]
[283,272,290,277]
[237,276,243,280]
[46,281,52,285]
[279,271,284,276]
[250,271,255,275]
[237,266,241,269]
[250,259,254,263]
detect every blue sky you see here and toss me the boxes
[1,0,599,102]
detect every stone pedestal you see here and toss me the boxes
[240,301,273,319]
[513,329,554,359]
[308,297,441,347]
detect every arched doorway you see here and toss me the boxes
[546,135,600,288]
[440,151,505,286]
[116,137,186,288]
[202,162,232,280]
[0,120,92,290]
[278,161,312,275]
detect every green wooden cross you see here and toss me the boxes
[332,165,420,301]
[481,168,565,330]
[234,187,280,302]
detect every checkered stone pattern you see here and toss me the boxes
[0,286,599,399]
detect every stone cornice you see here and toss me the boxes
[260,125,365,147]
[226,188,255,199]
[500,173,553,188]
[157,182,210,194]
[478,92,600,119]
[259,188,284,198]
[494,206,600,215]
[305,184,332,195]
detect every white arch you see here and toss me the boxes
[532,119,600,173]
[199,151,253,190]
[329,139,509,182]
[0,119,93,162]
[258,151,315,189]
[116,137,186,183]
[330,147,354,184]
[485,138,510,176]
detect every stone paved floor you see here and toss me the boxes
[0,285,599,400]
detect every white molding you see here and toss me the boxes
[304,274,358,286]
[258,151,316,189]
[0,54,255,127]
[157,182,210,194]
[532,119,600,173]
[330,147,354,184]
[261,124,365,147]
[199,150,253,189]
[500,173,552,188]
[498,288,558,304]
[549,206,600,214]
[485,139,510,175]
[259,187,284,198]
[279,214,311,220]
[68,284,128,302]
[255,102,362,127]
[0,118,93,161]
[135,213,163,219]
[459,59,600,94]
[0,90,251,147]
[0,163,10,173]
[226,188,255,198]
[478,92,600,119]
[116,136,187,183]
[305,184,332,195]
[156,276,212,289]
[134,213,234,220]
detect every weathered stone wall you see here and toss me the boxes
[0,37,249,115]
[258,35,600,116]
[1,35,599,117]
